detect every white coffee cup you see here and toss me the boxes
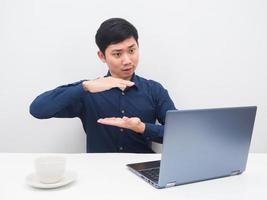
[35,156,66,184]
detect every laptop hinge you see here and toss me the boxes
[231,170,241,175]
[166,181,176,187]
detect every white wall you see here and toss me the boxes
[0,0,266,153]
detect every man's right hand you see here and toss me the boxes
[82,77,135,93]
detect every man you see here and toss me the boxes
[30,18,176,153]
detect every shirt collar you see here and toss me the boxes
[105,71,140,89]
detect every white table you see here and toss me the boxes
[0,153,266,200]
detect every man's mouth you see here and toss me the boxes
[122,68,132,71]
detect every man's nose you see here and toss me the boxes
[122,54,131,65]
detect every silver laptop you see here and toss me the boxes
[127,106,257,189]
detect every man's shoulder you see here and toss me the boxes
[135,74,165,89]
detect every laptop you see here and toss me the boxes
[127,106,257,189]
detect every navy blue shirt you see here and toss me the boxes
[30,73,176,153]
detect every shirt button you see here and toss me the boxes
[120,128,124,132]
[121,110,125,114]
[119,146,123,151]
[122,92,125,96]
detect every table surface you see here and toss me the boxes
[0,153,266,200]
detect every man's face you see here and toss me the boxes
[98,36,139,80]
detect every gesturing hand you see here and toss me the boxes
[97,116,145,134]
[82,77,134,93]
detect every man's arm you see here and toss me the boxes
[30,81,86,119]
[30,77,135,119]
[144,87,175,143]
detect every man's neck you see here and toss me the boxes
[109,72,133,81]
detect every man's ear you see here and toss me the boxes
[97,51,106,63]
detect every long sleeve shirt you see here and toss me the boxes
[30,72,176,153]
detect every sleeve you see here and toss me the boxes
[142,82,176,143]
[29,81,87,119]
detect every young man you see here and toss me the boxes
[30,18,176,153]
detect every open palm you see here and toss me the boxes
[97,116,144,133]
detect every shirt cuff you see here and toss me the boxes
[143,123,164,143]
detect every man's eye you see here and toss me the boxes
[129,48,135,54]
[113,53,121,57]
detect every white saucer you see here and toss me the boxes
[26,171,77,189]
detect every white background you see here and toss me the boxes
[0,0,266,153]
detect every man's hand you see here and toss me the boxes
[97,116,145,134]
[82,77,134,93]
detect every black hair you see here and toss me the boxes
[95,18,138,54]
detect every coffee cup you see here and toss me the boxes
[35,156,66,184]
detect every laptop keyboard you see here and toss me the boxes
[139,167,160,182]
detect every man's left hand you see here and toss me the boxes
[97,117,145,134]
